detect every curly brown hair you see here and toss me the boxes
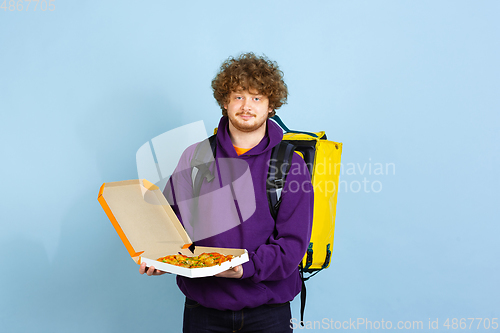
[211,53,288,117]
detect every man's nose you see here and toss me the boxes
[241,98,251,110]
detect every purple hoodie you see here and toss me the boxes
[164,116,313,310]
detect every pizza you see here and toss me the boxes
[157,252,234,268]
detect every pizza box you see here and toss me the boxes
[97,179,248,278]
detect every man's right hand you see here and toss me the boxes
[139,262,167,276]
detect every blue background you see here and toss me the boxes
[1,1,499,332]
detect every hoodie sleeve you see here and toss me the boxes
[241,153,314,282]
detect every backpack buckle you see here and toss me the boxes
[304,242,313,270]
[274,178,284,188]
[322,244,331,269]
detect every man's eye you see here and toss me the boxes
[236,96,243,100]
[254,98,260,101]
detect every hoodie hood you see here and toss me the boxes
[216,116,283,157]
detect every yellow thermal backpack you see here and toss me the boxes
[269,115,342,324]
[267,116,342,273]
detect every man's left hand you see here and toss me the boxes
[215,265,243,279]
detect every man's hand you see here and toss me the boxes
[139,262,167,276]
[215,265,243,279]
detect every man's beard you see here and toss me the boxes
[228,112,267,133]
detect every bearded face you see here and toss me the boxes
[224,89,272,133]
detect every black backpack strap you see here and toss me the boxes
[300,268,307,326]
[190,135,217,198]
[266,141,295,220]
[271,115,319,138]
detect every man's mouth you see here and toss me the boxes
[237,113,255,120]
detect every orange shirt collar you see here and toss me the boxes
[233,145,251,156]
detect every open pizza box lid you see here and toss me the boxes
[98,179,248,278]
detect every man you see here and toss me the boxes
[140,53,313,333]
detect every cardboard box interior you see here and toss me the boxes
[98,179,248,277]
